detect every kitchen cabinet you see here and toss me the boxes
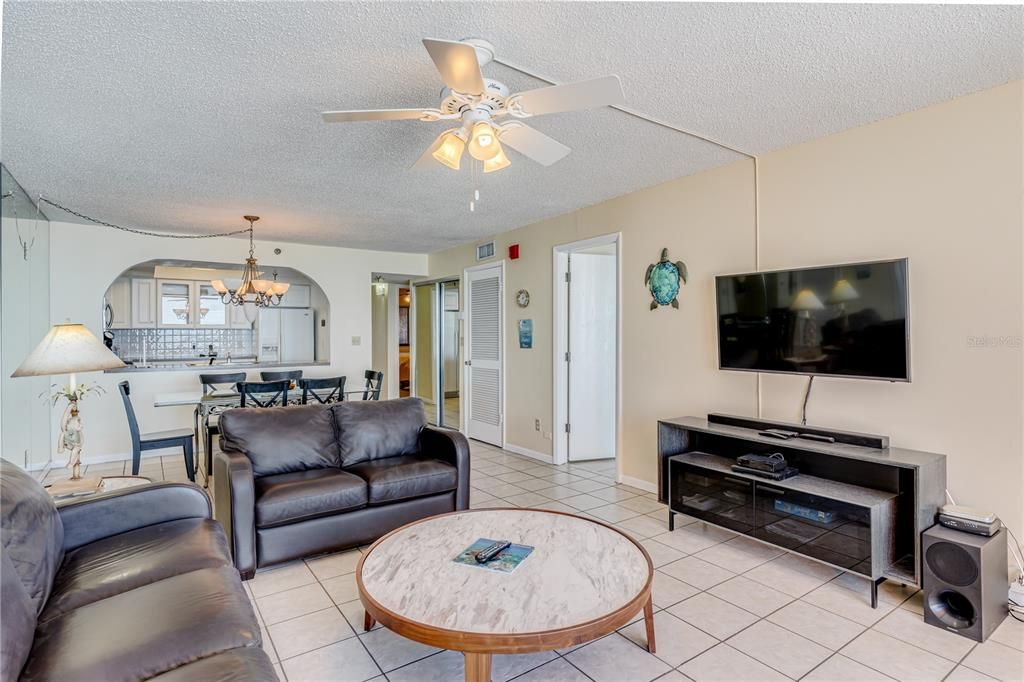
[279,284,310,307]
[106,277,131,328]
[131,278,158,328]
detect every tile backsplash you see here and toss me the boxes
[111,328,255,361]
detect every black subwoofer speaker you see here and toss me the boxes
[922,525,1007,642]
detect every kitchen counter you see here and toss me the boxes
[105,359,330,373]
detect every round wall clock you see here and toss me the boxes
[516,289,531,308]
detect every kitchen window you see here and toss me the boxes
[159,281,191,327]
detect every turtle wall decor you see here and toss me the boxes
[644,248,689,310]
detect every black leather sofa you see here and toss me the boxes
[0,459,275,681]
[214,397,470,578]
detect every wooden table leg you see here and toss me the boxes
[363,611,376,631]
[464,652,492,682]
[643,595,656,653]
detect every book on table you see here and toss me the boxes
[452,538,534,573]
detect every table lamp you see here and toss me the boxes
[11,323,125,481]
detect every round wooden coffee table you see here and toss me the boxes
[357,508,655,682]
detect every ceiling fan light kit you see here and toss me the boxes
[321,37,626,175]
[432,129,467,170]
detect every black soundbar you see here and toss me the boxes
[707,413,889,449]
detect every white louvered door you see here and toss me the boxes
[465,264,503,445]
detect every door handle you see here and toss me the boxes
[758,485,787,495]
[725,477,751,486]
[464,360,472,366]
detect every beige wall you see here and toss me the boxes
[429,81,1023,532]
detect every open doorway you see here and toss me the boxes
[411,279,461,428]
[398,288,410,397]
[554,234,620,466]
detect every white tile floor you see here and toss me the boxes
[37,442,1024,682]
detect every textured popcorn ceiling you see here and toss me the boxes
[2,2,1020,252]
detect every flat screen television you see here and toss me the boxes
[715,258,910,381]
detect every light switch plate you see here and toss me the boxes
[351,336,361,346]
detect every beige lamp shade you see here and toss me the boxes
[828,279,860,303]
[790,289,825,312]
[11,323,126,378]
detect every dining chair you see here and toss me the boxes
[197,372,246,486]
[260,370,303,382]
[118,381,195,481]
[236,380,290,408]
[362,370,384,401]
[300,376,346,404]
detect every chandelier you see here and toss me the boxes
[210,216,289,313]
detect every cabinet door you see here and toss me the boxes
[669,462,754,533]
[753,483,872,575]
[156,280,193,327]
[280,284,310,307]
[131,278,158,328]
[106,278,131,328]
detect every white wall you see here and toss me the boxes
[429,81,1023,532]
[1,168,52,469]
[47,220,427,461]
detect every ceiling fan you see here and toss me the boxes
[321,38,625,173]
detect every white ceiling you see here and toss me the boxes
[2,2,1020,252]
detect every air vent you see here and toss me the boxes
[476,241,496,261]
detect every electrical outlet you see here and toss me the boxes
[351,336,361,346]
[534,419,541,431]
[543,431,552,440]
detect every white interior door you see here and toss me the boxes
[465,264,503,445]
[567,247,617,461]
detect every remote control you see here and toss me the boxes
[798,433,836,443]
[475,540,511,564]
[758,430,792,440]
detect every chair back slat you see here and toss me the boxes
[199,372,247,395]
[260,370,303,382]
[300,376,346,405]
[236,380,290,408]
[117,381,142,447]
[362,370,384,401]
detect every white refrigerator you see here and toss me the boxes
[258,308,314,363]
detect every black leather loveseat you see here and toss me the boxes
[0,459,274,681]
[214,397,470,578]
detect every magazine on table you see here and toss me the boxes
[452,538,534,573]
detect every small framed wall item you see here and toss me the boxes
[518,319,533,349]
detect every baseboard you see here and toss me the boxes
[617,473,658,494]
[80,450,175,466]
[503,443,553,464]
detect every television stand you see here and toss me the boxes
[657,415,946,605]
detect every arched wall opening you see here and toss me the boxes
[101,259,330,366]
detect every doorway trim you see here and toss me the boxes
[463,260,506,447]
[552,233,621,468]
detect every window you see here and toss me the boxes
[198,284,226,326]
[159,282,191,326]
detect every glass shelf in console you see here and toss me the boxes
[752,482,873,576]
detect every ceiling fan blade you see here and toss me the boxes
[422,38,486,95]
[321,109,429,123]
[411,132,448,170]
[512,75,625,116]
[499,124,571,166]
